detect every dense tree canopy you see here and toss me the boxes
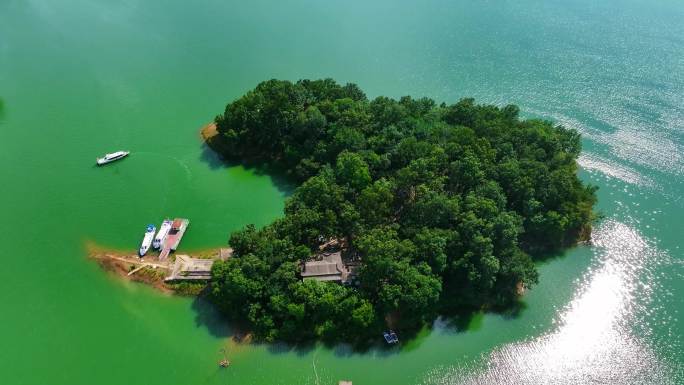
[209,79,596,344]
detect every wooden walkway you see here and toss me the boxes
[103,255,171,275]
[158,248,170,261]
[127,264,148,276]
[158,218,189,261]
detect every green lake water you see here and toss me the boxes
[0,1,682,384]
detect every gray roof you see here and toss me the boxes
[301,250,346,282]
[301,260,342,277]
[303,274,342,282]
[165,255,214,281]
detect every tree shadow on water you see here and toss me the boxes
[497,299,528,320]
[190,294,233,339]
[191,297,415,359]
[189,293,528,360]
[530,247,570,264]
[438,299,528,336]
[266,340,317,357]
[199,142,224,170]
[264,336,409,360]
[198,142,296,196]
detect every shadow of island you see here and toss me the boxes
[199,141,295,197]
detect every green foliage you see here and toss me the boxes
[169,282,206,296]
[209,79,596,343]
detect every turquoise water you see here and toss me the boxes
[0,0,682,384]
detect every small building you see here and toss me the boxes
[165,255,214,281]
[301,250,358,284]
[301,251,344,282]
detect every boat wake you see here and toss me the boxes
[129,151,193,182]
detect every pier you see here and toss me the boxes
[159,218,189,261]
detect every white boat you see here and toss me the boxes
[96,151,129,165]
[139,224,156,256]
[153,219,172,249]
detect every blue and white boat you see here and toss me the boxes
[383,330,399,344]
[153,219,172,249]
[139,224,156,256]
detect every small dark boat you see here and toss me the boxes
[382,330,399,345]
[383,331,399,344]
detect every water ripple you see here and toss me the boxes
[578,153,654,187]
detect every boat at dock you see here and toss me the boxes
[139,224,156,256]
[153,219,172,249]
[96,151,129,165]
[158,218,190,261]
[383,330,399,344]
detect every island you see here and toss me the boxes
[204,79,597,344]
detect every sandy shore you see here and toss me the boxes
[200,121,233,157]
[86,240,220,295]
[200,122,218,141]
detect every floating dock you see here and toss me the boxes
[159,218,189,261]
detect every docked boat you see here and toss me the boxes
[139,224,156,256]
[96,151,129,165]
[383,330,399,344]
[153,219,172,249]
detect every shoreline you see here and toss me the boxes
[86,124,228,295]
[200,122,218,141]
[87,239,255,343]
[201,121,234,157]
[86,240,224,295]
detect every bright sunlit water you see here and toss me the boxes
[0,1,682,384]
[423,220,679,384]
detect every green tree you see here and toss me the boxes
[209,78,596,343]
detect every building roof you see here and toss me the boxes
[165,255,214,281]
[304,274,342,282]
[301,261,342,277]
[301,250,345,282]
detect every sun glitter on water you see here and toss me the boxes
[422,220,678,385]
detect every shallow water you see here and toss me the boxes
[0,1,682,384]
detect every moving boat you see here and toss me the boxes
[139,224,156,256]
[96,151,129,165]
[153,219,172,249]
